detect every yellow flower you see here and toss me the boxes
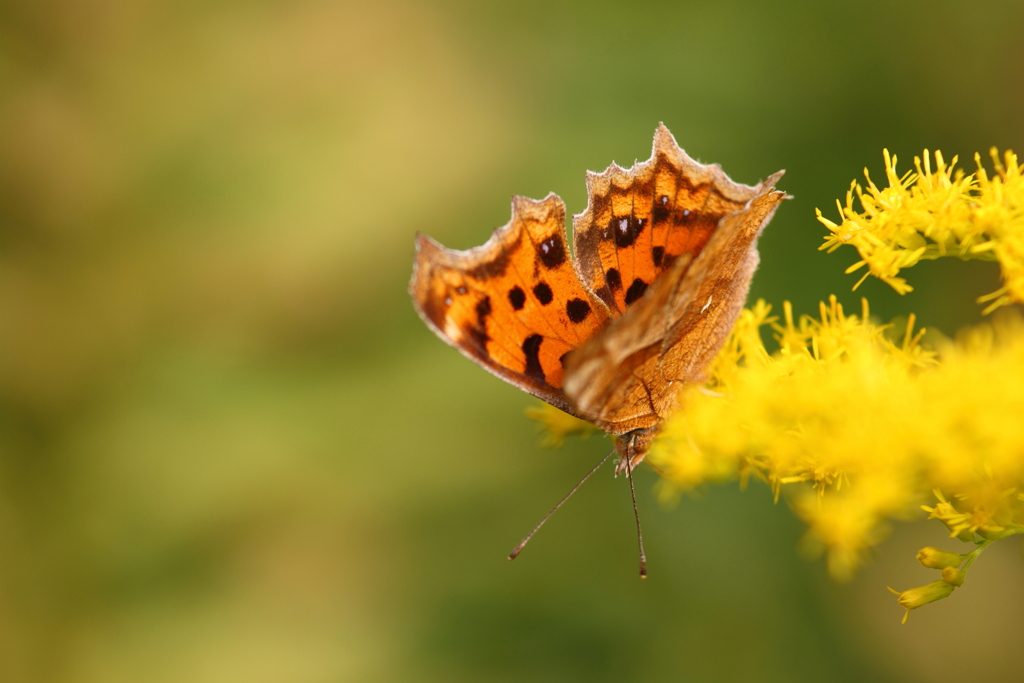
[941,566,964,587]
[920,491,978,542]
[817,147,1024,312]
[915,546,962,569]
[649,298,1024,582]
[888,581,956,624]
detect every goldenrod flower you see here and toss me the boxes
[817,147,1024,312]
[915,547,962,569]
[888,581,956,624]
[920,491,979,542]
[648,298,1024,584]
[887,557,968,624]
[940,566,964,587]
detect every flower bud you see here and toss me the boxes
[941,566,964,586]
[888,580,956,623]
[892,580,955,609]
[916,546,962,569]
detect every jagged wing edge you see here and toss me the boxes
[568,123,770,306]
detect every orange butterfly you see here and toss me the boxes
[410,124,784,574]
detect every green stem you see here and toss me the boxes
[960,528,1024,576]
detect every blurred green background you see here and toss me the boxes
[2,1,1023,681]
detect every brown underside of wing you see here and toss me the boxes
[564,181,785,433]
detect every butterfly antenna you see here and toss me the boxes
[624,451,648,579]
[508,450,614,561]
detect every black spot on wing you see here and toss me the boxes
[537,234,567,269]
[522,334,545,382]
[624,278,648,306]
[652,246,665,268]
[533,282,553,305]
[475,296,492,324]
[566,298,591,324]
[508,286,525,311]
[603,215,646,248]
[467,296,492,350]
[605,268,622,291]
[653,194,671,224]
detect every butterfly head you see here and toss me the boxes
[613,426,660,476]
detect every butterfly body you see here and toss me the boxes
[411,124,784,472]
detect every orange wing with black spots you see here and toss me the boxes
[411,193,612,418]
[410,123,785,446]
[572,125,754,317]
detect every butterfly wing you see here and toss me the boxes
[564,169,786,434]
[410,194,612,418]
[572,125,759,314]
[411,124,785,433]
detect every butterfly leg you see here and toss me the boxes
[623,447,648,579]
[613,428,657,578]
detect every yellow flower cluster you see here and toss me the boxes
[648,297,1024,614]
[817,147,1024,312]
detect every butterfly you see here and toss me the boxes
[410,124,784,572]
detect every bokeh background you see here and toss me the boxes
[2,1,1023,681]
